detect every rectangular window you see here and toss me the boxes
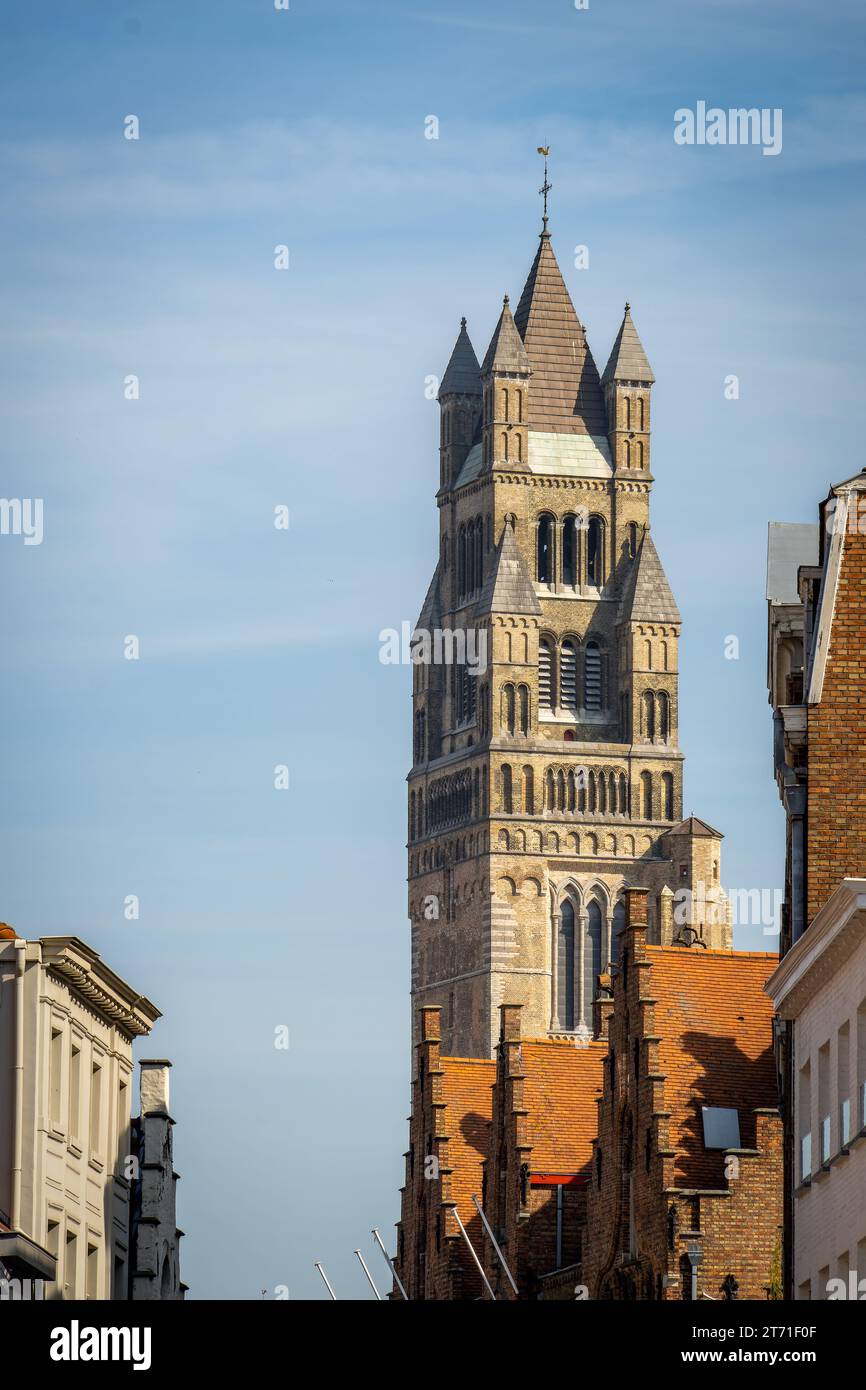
[701,1106,741,1149]
[117,1077,129,1167]
[113,1252,127,1302]
[839,1021,851,1146]
[798,1060,812,1181]
[64,1229,78,1299]
[69,1044,81,1144]
[858,998,866,1128]
[86,1241,100,1300]
[90,1061,103,1158]
[46,1219,60,1302]
[819,1042,831,1163]
[49,1028,63,1132]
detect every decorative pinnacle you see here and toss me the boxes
[537,145,551,233]
[503,294,509,306]
[624,301,631,313]
[460,316,467,328]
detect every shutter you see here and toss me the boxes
[585,643,602,710]
[560,640,577,710]
[539,641,553,710]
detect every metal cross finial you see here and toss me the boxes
[537,145,551,231]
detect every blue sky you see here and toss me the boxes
[1,0,864,1299]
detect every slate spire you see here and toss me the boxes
[619,530,681,624]
[512,234,607,436]
[602,303,654,385]
[480,296,531,377]
[439,317,482,398]
[477,521,541,616]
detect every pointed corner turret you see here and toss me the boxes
[481,296,531,378]
[603,303,654,476]
[439,318,482,399]
[438,318,483,494]
[618,530,681,626]
[601,303,654,387]
[479,297,531,473]
[477,520,541,617]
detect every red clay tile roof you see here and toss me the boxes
[520,1038,606,1174]
[646,947,778,1189]
[440,1058,494,1220]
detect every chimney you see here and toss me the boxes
[417,1006,442,1081]
[659,885,674,945]
[596,972,615,1038]
[499,1002,522,1044]
[139,1059,172,1116]
[625,887,649,961]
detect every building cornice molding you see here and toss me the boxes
[39,936,161,1039]
[765,878,866,1015]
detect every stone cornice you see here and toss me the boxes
[765,878,866,1016]
[39,936,161,1039]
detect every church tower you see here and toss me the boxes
[408,207,730,1059]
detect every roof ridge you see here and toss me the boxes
[647,946,779,961]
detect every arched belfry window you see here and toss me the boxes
[560,639,578,712]
[502,683,516,735]
[537,515,554,584]
[612,899,626,966]
[466,520,475,597]
[662,771,674,821]
[558,899,576,1031]
[501,764,513,813]
[657,691,670,742]
[585,900,603,1022]
[641,771,653,820]
[518,684,530,734]
[587,517,604,586]
[562,515,577,585]
[538,637,554,710]
[628,522,638,559]
[584,641,602,711]
[642,690,655,740]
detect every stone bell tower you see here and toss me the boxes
[407,200,730,1059]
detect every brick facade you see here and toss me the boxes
[805,489,866,922]
[480,1004,604,1299]
[584,889,783,1300]
[394,1007,494,1300]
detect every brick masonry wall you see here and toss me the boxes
[584,889,783,1299]
[807,522,866,921]
[480,1005,591,1298]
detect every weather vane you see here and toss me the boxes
[537,146,551,230]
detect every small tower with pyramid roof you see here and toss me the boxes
[480,296,531,474]
[602,303,655,477]
[407,182,729,1059]
[438,318,482,493]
